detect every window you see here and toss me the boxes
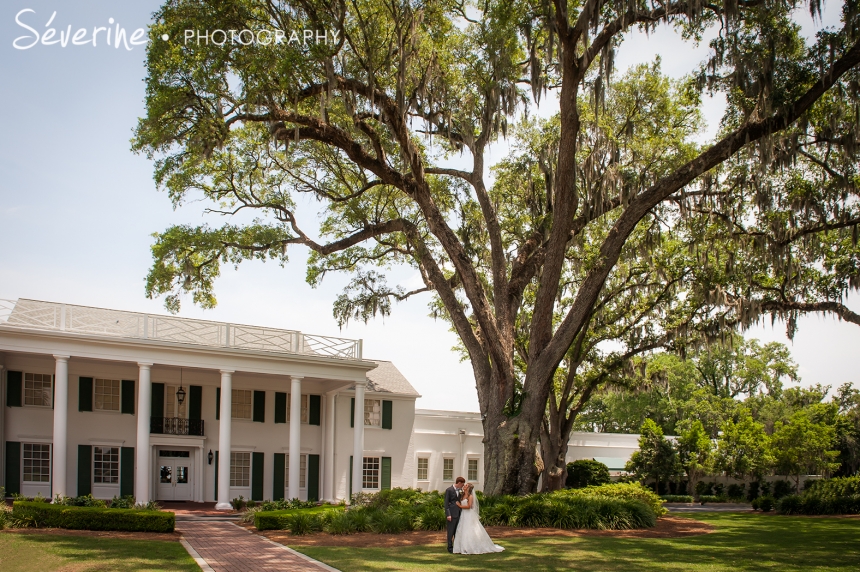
[93,447,119,484]
[94,379,120,411]
[230,452,251,487]
[364,399,382,426]
[24,373,52,407]
[286,394,309,423]
[165,385,187,419]
[285,454,308,488]
[23,444,51,482]
[232,389,252,420]
[468,459,479,481]
[363,457,380,489]
[443,458,454,481]
[417,457,429,481]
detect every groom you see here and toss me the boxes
[445,476,466,553]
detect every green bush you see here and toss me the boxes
[323,511,357,535]
[369,509,412,533]
[12,501,174,532]
[751,496,775,512]
[727,483,745,500]
[775,477,860,515]
[559,483,667,516]
[412,505,446,531]
[698,495,728,504]
[747,481,761,502]
[660,495,694,503]
[565,460,611,489]
[695,481,714,496]
[772,479,793,499]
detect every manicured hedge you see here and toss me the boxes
[13,501,174,532]
[661,495,694,503]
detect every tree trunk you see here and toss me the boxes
[539,420,570,492]
[482,410,542,496]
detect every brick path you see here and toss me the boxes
[178,521,338,571]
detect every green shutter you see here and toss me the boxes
[78,377,93,412]
[253,391,265,423]
[214,451,219,502]
[7,371,22,407]
[77,445,92,496]
[274,392,287,424]
[188,386,202,420]
[382,400,393,429]
[215,387,221,420]
[309,395,321,426]
[381,457,392,490]
[151,383,164,418]
[251,452,264,501]
[120,447,134,497]
[5,442,21,495]
[121,380,135,414]
[350,397,355,428]
[273,453,286,500]
[349,455,353,498]
[308,454,320,501]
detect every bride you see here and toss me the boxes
[453,483,504,554]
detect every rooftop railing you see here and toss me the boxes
[0,298,362,360]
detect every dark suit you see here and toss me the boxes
[444,485,462,552]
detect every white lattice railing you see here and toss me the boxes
[0,299,362,360]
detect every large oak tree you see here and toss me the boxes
[136,0,860,494]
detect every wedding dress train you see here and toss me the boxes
[452,496,504,554]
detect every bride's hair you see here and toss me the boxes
[464,483,474,496]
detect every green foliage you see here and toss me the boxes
[772,480,794,499]
[772,410,840,492]
[714,412,773,480]
[626,419,681,490]
[698,495,729,504]
[752,496,775,511]
[777,477,860,515]
[12,501,174,532]
[559,483,667,517]
[660,495,694,503]
[565,460,611,489]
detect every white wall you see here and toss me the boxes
[412,409,485,492]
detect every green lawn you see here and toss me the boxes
[293,513,860,571]
[0,532,199,571]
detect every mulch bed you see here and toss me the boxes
[1,528,182,541]
[252,516,714,547]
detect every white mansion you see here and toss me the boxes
[0,298,640,506]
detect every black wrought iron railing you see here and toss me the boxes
[150,417,204,436]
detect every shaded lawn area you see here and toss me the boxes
[293,513,860,571]
[0,532,199,571]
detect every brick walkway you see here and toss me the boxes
[178,521,338,571]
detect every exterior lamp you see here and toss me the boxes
[176,368,186,405]
[208,450,214,465]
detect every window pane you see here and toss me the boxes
[417,458,428,481]
[364,399,381,426]
[23,443,51,482]
[231,389,252,420]
[468,459,478,481]
[286,394,310,424]
[24,373,52,407]
[94,446,119,483]
[230,452,251,487]
[443,458,454,481]
[95,379,120,411]
[362,457,380,489]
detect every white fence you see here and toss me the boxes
[0,299,362,359]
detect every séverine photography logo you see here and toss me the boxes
[12,8,340,51]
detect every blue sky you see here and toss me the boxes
[1,1,857,411]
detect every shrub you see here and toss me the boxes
[713,483,725,496]
[413,505,446,531]
[324,511,357,535]
[660,495,694,503]
[747,481,761,502]
[54,494,108,508]
[752,496,774,512]
[695,481,714,496]
[772,480,793,499]
[775,477,860,515]
[231,496,247,511]
[480,499,516,526]
[776,495,804,514]
[109,495,136,509]
[727,483,745,500]
[288,512,323,535]
[560,483,666,516]
[12,501,174,532]
[698,495,728,504]
[369,509,411,533]
[760,481,772,497]
[241,505,264,524]
[565,460,611,489]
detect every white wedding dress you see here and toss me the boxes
[453,495,504,554]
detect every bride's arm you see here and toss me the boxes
[460,495,473,509]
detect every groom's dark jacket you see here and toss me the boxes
[444,486,462,519]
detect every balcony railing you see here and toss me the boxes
[150,417,205,437]
[0,298,363,359]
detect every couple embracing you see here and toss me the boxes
[444,476,504,554]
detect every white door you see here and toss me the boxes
[157,451,193,501]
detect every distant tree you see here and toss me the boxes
[834,383,860,477]
[626,419,680,493]
[565,459,611,489]
[675,419,713,497]
[692,336,798,399]
[772,410,841,492]
[714,412,773,482]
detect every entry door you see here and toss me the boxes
[157,451,193,501]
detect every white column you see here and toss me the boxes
[216,370,233,510]
[135,363,153,504]
[323,392,336,501]
[52,355,70,499]
[288,376,303,500]
[351,382,366,501]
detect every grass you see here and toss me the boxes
[292,513,860,571]
[0,532,198,571]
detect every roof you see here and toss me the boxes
[365,360,420,397]
[592,457,630,471]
